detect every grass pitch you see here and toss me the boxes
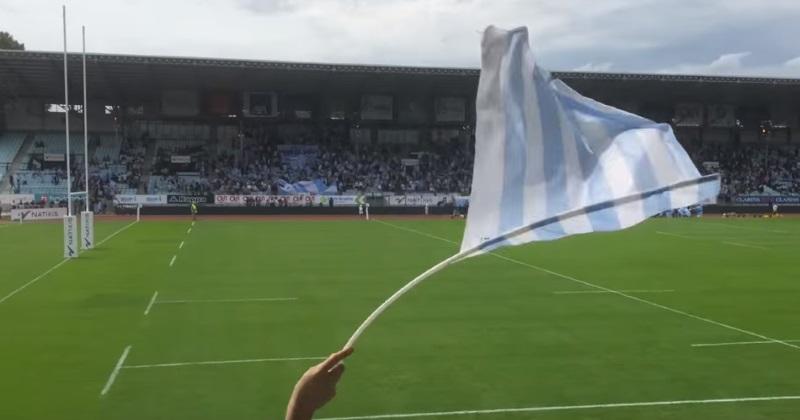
[0,215,799,419]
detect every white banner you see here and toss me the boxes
[113,195,167,205]
[214,194,360,207]
[11,207,67,221]
[0,194,35,205]
[170,155,191,164]
[63,215,78,258]
[386,194,453,207]
[80,211,94,250]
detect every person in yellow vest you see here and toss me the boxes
[190,202,198,221]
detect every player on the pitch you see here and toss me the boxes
[191,201,198,221]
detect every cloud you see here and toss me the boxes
[785,56,800,67]
[1,0,799,77]
[573,62,614,72]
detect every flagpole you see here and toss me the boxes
[343,248,476,349]
[62,5,72,216]
[82,25,89,212]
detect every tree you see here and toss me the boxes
[0,32,24,50]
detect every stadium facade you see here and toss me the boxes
[1,49,799,214]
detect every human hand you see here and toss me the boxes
[285,347,354,420]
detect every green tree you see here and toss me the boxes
[0,32,25,50]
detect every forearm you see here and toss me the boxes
[285,399,314,420]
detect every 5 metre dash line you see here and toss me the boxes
[373,219,800,352]
[100,345,131,396]
[143,291,159,316]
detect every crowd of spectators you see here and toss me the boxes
[692,145,800,201]
[205,139,474,195]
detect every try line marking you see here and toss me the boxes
[169,255,177,267]
[0,220,138,305]
[123,356,324,369]
[100,345,131,396]
[373,219,800,351]
[156,297,298,304]
[317,395,800,419]
[179,241,184,249]
[554,289,674,295]
[692,339,800,348]
[656,231,768,250]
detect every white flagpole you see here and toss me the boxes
[62,5,72,216]
[82,25,89,212]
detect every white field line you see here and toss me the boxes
[316,395,800,420]
[554,289,674,295]
[100,345,131,396]
[123,356,324,369]
[721,241,769,250]
[706,221,788,234]
[373,219,800,351]
[187,227,192,234]
[143,291,158,316]
[657,231,768,250]
[0,220,138,305]
[179,241,184,249]
[169,255,177,267]
[0,259,70,304]
[692,339,800,348]
[156,297,298,304]
[191,221,195,227]
[656,231,695,240]
[96,220,138,247]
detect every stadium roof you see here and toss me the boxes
[2,49,800,106]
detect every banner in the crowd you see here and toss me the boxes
[44,153,65,162]
[113,195,168,205]
[385,194,454,207]
[170,155,191,164]
[166,194,211,204]
[733,195,800,205]
[0,194,34,205]
[277,179,338,195]
[11,207,68,221]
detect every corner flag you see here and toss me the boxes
[344,26,719,348]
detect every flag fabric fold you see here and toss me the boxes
[461,26,719,256]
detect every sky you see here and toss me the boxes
[2,0,800,77]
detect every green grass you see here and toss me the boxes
[0,216,799,419]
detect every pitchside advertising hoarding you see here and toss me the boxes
[733,196,800,205]
[166,194,211,204]
[11,207,67,221]
[113,195,168,205]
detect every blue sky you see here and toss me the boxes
[3,0,800,77]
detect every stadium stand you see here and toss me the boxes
[0,132,26,179]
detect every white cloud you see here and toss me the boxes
[1,0,799,76]
[574,62,614,72]
[785,56,800,67]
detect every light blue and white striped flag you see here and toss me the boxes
[461,26,720,255]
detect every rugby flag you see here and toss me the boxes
[344,26,719,348]
[461,26,719,256]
